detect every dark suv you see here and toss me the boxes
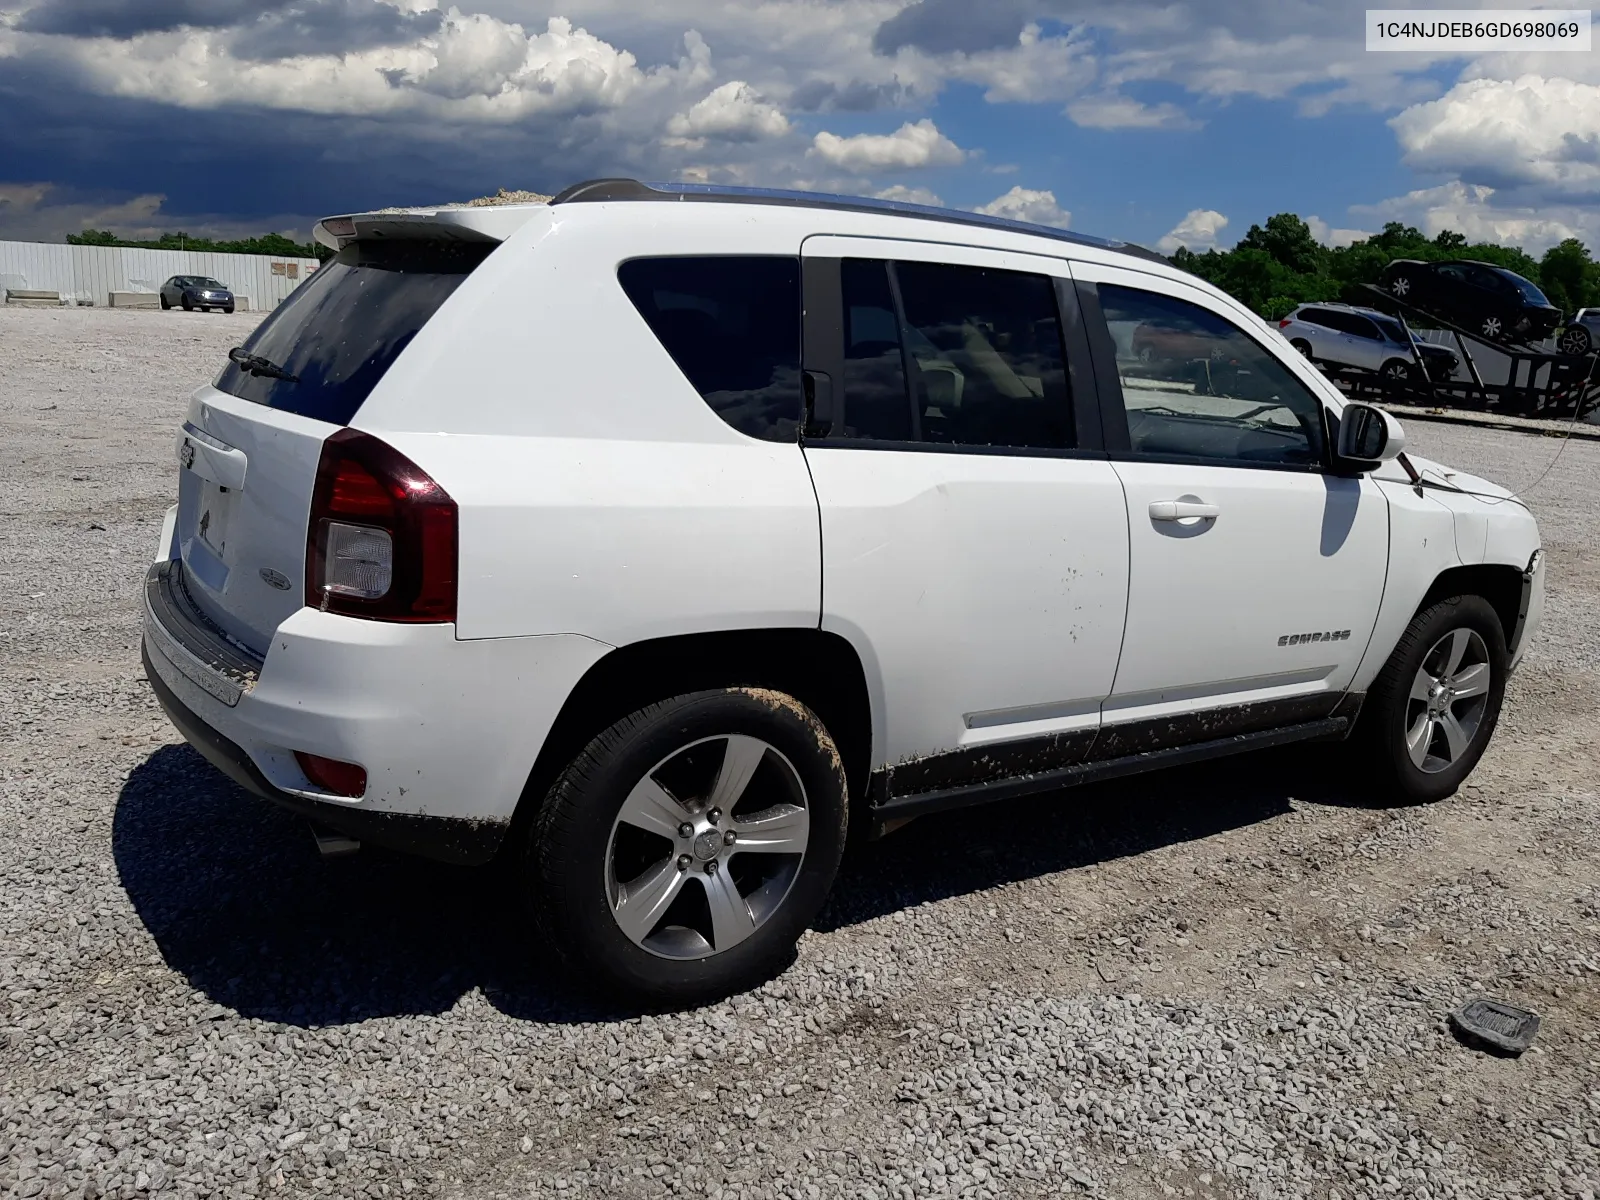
[1377,260,1560,345]
[160,276,235,314]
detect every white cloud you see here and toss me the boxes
[874,184,944,206]
[1304,215,1371,249]
[665,80,790,147]
[810,118,965,171]
[0,12,669,122]
[974,185,1070,228]
[1351,181,1587,254]
[1156,208,1230,254]
[1390,75,1600,203]
[1065,93,1201,131]
[950,23,1097,105]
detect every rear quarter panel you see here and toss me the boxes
[354,207,822,644]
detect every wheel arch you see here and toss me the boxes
[507,627,874,853]
[1417,563,1523,648]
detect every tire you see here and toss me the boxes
[1352,595,1507,804]
[1481,315,1502,340]
[1557,325,1591,357]
[1380,358,1414,382]
[159,295,171,310]
[222,304,235,315]
[181,296,193,312]
[1290,339,1314,360]
[1390,276,1411,298]
[528,688,850,1006]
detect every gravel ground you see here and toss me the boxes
[2,306,1597,1200]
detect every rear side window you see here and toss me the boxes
[215,240,493,426]
[618,257,802,442]
[834,259,1074,450]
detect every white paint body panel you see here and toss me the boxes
[804,446,1131,768]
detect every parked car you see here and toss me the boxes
[1558,308,1598,357]
[160,275,235,313]
[1377,259,1561,345]
[1278,303,1459,380]
[143,181,1544,1005]
[1130,318,1229,366]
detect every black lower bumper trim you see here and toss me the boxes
[142,642,508,866]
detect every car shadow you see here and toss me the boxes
[114,741,1384,1026]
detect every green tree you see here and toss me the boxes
[1539,238,1599,314]
[1236,213,1325,276]
[66,227,330,261]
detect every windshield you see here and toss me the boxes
[214,239,493,425]
[1372,317,1408,342]
[1497,270,1550,305]
[199,278,225,289]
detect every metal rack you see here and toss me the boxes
[1308,284,1600,420]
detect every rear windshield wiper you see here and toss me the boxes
[228,347,298,382]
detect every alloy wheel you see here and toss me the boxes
[1558,326,1591,357]
[605,734,810,960]
[1391,277,1410,297]
[1403,628,1492,774]
[1482,316,1502,339]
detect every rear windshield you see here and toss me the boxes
[215,239,493,425]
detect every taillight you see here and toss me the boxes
[306,429,457,622]
[1278,317,1293,328]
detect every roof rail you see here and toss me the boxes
[548,178,1172,266]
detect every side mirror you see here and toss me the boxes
[1336,402,1406,465]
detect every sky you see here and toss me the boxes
[1,0,1598,255]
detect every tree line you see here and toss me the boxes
[67,228,331,261]
[1168,215,1600,322]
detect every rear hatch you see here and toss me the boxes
[173,229,503,653]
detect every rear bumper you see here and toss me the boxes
[143,644,506,864]
[141,557,612,864]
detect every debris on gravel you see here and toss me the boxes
[3,307,1598,1200]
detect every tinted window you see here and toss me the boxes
[1101,284,1325,468]
[216,239,492,426]
[1496,270,1549,305]
[618,256,802,442]
[1372,316,1408,343]
[1299,308,1336,329]
[837,258,1073,450]
[1345,315,1379,340]
[840,259,913,440]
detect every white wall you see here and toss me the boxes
[0,240,320,310]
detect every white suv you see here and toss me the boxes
[143,180,1544,1004]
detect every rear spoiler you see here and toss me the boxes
[312,204,547,252]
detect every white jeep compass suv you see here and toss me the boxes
[143,180,1544,1004]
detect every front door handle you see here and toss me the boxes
[1149,499,1219,522]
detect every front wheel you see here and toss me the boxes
[222,304,235,315]
[528,688,849,1006]
[1352,595,1507,803]
[1557,325,1591,357]
[1380,358,1414,382]
[181,296,193,311]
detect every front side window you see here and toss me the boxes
[618,256,802,443]
[836,258,1074,451]
[1100,283,1326,468]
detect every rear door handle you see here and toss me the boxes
[1149,500,1219,522]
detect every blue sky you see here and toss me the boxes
[1,0,1597,254]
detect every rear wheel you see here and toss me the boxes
[528,688,849,1006]
[1351,595,1507,803]
[159,294,171,310]
[1290,338,1314,360]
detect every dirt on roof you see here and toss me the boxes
[366,188,552,215]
